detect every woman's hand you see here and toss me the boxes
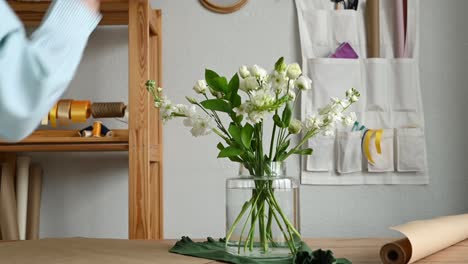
[82,0,100,13]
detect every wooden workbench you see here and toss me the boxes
[0,238,467,263]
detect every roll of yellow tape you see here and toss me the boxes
[49,103,58,128]
[70,100,91,123]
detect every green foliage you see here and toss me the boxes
[201,99,232,113]
[292,148,313,155]
[273,114,285,128]
[218,146,244,158]
[241,124,254,149]
[282,103,292,127]
[228,124,242,145]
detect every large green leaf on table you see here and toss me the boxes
[292,148,313,155]
[241,124,254,149]
[273,114,285,128]
[282,103,292,127]
[228,123,242,145]
[218,146,244,158]
[200,99,232,113]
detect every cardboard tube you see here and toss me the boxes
[395,0,405,58]
[380,238,412,264]
[366,0,380,57]
[0,162,19,240]
[26,165,43,240]
[16,156,31,240]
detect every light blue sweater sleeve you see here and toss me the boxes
[0,0,101,142]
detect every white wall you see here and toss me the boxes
[39,0,468,239]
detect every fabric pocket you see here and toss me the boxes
[308,58,364,112]
[302,9,328,45]
[366,129,395,172]
[388,59,418,112]
[331,10,359,48]
[306,135,334,172]
[337,131,362,174]
[364,58,389,112]
[396,128,426,172]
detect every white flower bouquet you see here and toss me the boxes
[146,57,360,255]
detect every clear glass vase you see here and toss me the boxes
[225,162,300,259]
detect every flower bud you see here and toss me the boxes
[288,119,302,134]
[286,63,302,79]
[193,80,208,94]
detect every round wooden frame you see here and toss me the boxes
[200,0,248,14]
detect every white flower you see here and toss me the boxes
[340,99,351,108]
[342,112,357,126]
[233,103,250,116]
[249,65,267,79]
[346,88,354,97]
[286,63,302,79]
[239,65,250,78]
[193,80,208,94]
[350,95,359,103]
[209,87,223,99]
[304,115,323,130]
[248,111,264,124]
[287,90,296,101]
[323,129,335,137]
[270,71,288,94]
[190,117,214,137]
[296,75,312,91]
[160,98,174,121]
[177,105,197,117]
[157,87,163,93]
[288,119,302,134]
[250,89,275,108]
[240,76,259,92]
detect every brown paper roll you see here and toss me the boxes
[26,165,43,240]
[0,162,19,240]
[366,0,380,57]
[380,238,412,264]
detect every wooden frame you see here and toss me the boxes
[5,0,163,240]
[199,0,248,14]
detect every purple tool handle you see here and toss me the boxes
[330,42,359,59]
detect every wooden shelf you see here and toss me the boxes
[0,130,129,152]
[8,0,129,26]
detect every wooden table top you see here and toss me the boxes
[0,238,467,263]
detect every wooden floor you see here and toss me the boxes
[0,238,467,263]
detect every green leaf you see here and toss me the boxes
[217,142,224,151]
[273,114,285,128]
[282,103,292,127]
[277,140,290,155]
[200,99,232,113]
[274,57,285,72]
[208,77,228,93]
[228,73,239,93]
[218,146,244,158]
[229,156,243,163]
[231,94,241,108]
[241,124,254,149]
[228,124,242,145]
[293,148,313,155]
[205,69,220,82]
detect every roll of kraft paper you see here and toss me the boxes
[366,0,380,57]
[26,165,43,240]
[395,0,405,58]
[0,162,19,240]
[16,156,31,240]
[380,214,468,264]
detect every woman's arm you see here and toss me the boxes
[0,0,101,142]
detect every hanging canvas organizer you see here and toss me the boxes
[296,0,428,185]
